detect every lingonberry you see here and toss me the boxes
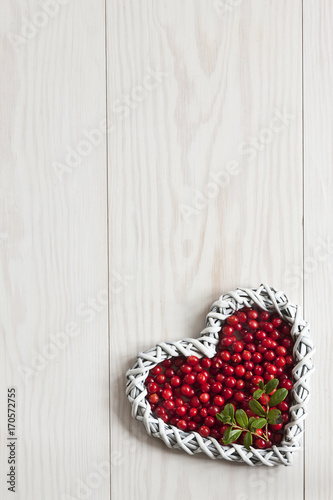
[255,330,266,341]
[199,426,210,437]
[204,417,215,427]
[275,356,286,368]
[164,400,175,411]
[177,419,187,431]
[220,350,231,361]
[187,355,199,366]
[201,358,211,369]
[234,365,246,377]
[260,311,270,321]
[184,373,196,385]
[211,382,223,393]
[165,368,175,378]
[254,438,266,449]
[248,320,259,330]
[252,352,262,364]
[222,388,233,399]
[237,312,247,323]
[266,364,277,375]
[270,422,283,431]
[253,365,264,375]
[213,395,225,406]
[225,377,236,388]
[242,350,252,361]
[236,379,245,389]
[199,393,210,404]
[232,341,244,352]
[231,353,242,364]
[223,365,234,376]
[227,315,239,326]
[243,332,254,343]
[272,317,282,328]
[149,393,159,404]
[151,366,162,376]
[280,378,293,390]
[234,391,246,402]
[222,325,234,336]
[248,310,258,320]
[264,350,276,361]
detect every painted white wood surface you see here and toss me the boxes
[303,2,333,499]
[0,1,110,499]
[108,1,303,500]
[0,0,329,499]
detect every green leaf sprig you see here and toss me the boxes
[216,378,288,450]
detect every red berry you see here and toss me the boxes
[251,376,264,386]
[252,352,262,364]
[222,325,234,336]
[162,359,172,368]
[190,396,200,408]
[222,388,233,400]
[170,376,181,387]
[275,346,287,356]
[255,330,267,341]
[223,365,234,376]
[244,360,254,371]
[220,350,231,361]
[280,379,293,390]
[264,350,276,361]
[237,312,247,323]
[266,364,277,375]
[260,311,270,321]
[149,393,159,404]
[253,365,263,375]
[201,358,211,369]
[281,338,293,349]
[248,310,258,320]
[199,393,210,403]
[225,377,236,388]
[248,320,259,330]
[151,366,162,376]
[255,438,266,449]
[213,395,225,406]
[277,401,289,412]
[235,365,246,377]
[204,416,215,427]
[199,426,210,437]
[243,333,254,343]
[263,322,274,333]
[180,364,192,374]
[180,385,192,397]
[164,400,175,410]
[211,382,223,393]
[187,355,199,366]
[165,368,175,378]
[236,379,245,389]
[177,419,187,431]
[188,421,197,431]
[147,382,158,393]
[232,341,244,353]
[227,315,239,326]
[285,355,294,366]
[272,317,282,328]
[275,356,286,368]
[231,353,242,364]
[242,350,252,361]
[176,405,187,416]
[221,337,233,347]
[234,391,246,402]
[270,423,283,431]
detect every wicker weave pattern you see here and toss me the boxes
[126,284,315,466]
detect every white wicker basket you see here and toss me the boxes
[126,284,315,466]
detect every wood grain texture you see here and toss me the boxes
[0,1,109,499]
[303,1,333,499]
[107,1,303,499]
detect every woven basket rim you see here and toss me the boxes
[126,284,315,466]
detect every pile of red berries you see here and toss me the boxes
[145,307,294,449]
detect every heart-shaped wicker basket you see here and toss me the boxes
[126,284,315,466]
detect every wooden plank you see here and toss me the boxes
[0,1,109,499]
[107,1,303,499]
[303,2,333,499]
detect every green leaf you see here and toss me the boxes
[244,431,253,450]
[265,378,279,395]
[259,380,264,390]
[223,427,242,445]
[224,403,235,421]
[249,399,266,417]
[216,413,231,424]
[248,417,256,428]
[250,418,267,430]
[269,388,288,407]
[267,409,281,424]
[253,389,264,400]
[235,409,248,429]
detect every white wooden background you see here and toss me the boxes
[0,1,331,499]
